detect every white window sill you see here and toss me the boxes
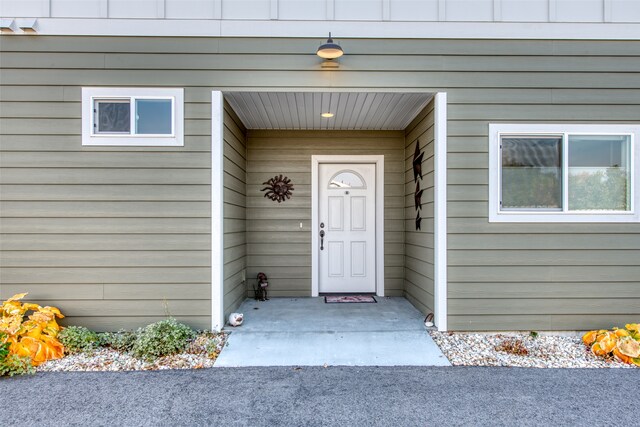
[82,136,182,147]
[489,211,640,223]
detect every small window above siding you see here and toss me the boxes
[82,88,184,146]
[489,124,640,223]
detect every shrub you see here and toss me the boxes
[132,318,196,361]
[58,326,99,354]
[98,330,136,352]
[0,293,65,365]
[495,338,529,356]
[583,324,640,366]
[0,332,35,377]
[187,332,226,359]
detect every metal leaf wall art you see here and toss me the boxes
[414,181,424,211]
[413,139,424,183]
[413,140,424,230]
[261,174,294,203]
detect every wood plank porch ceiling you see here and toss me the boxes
[224,92,433,130]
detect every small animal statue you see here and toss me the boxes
[253,272,270,301]
[228,312,244,327]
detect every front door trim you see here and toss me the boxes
[312,155,384,297]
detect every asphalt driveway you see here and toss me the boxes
[2,366,637,426]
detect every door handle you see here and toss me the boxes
[319,230,325,250]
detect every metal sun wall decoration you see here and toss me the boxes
[261,174,294,203]
[413,140,424,230]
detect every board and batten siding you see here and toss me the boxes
[4,0,640,23]
[1,36,639,330]
[222,100,248,316]
[245,130,405,296]
[403,99,435,317]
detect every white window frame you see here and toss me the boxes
[82,87,184,146]
[489,123,640,223]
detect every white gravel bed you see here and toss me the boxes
[38,332,227,372]
[429,331,636,369]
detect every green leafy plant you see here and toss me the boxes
[0,332,35,376]
[132,318,196,361]
[58,326,99,354]
[98,330,136,352]
[529,331,539,339]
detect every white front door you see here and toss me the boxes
[318,163,376,293]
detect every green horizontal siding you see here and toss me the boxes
[222,100,248,317]
[403,99,436,317]
[245,129,405,297]
[1,35,639,330]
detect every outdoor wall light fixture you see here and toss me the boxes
[317,32,343,69]
[317,33,343,59]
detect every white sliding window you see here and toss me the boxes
[489,124,639,223]
[82,88,184,146]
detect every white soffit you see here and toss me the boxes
[224,92,433,130]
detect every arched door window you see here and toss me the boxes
[328,170,366,189]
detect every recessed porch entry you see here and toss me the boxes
[214,297,450,367]
[211,90,448,333]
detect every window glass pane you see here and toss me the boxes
[568,135,631,211]
[135,99,172,135]
[501,136,563,210]
[96,100,130,133]
[329,171,366,189]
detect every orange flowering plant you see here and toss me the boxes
[582,324,640,367]
[0,293,65,366]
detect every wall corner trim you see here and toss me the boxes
[434,92,448,332]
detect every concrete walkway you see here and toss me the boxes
[215,297,450,367]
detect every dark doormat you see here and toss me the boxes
[324,295,377,303]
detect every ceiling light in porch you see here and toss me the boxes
[317,33,343,59]
[321,112,334,118]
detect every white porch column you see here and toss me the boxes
[211,91,225,331]
[434,92,448,331]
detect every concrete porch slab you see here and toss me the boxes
[214,297,450,367]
